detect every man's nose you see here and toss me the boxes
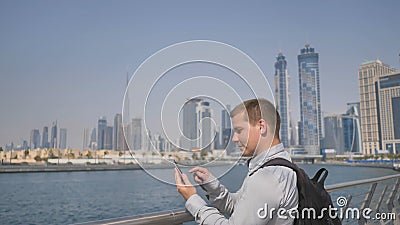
[232,133,238,142]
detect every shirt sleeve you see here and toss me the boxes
[199,174,242,215]
[185,171,283,225]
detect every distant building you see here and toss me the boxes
[105,126,113,150]
[59,128,67,149]
[344,103,362,154]
[30,129,40,149]
[323,115,343,154]
[50,121,58,149]
[358,60,396,154]
[83,128,90,150]
[41,126,49,148]
[214,129,220,150]
[197,100,214,151]
[221,105,234,154]
[114,113,123,150]
[89,127,97,150]
[132,118,142,150]
[274,52,291,147]
[22,140,28,150]
[182,99,200,150]
[97,117,107,150]
[375,71,400,154]
[181,98,216,151]
[323,103,362,155]
[298,44,322,154]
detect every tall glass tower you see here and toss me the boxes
[114,113,122,150]
[59,128,67,149]
[42,126,49,148]
[97,117,107,150]
[298,44,322,154]
[182,98,201,150]
[50,121,58,149]
[132,118,142,150]
[274,52,290,147]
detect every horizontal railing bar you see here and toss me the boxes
[74,209,193,225]
[76,174,400,225]
[325,174,400,192]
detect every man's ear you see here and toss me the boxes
[258,119,268,135]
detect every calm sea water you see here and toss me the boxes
[0,164,398,225]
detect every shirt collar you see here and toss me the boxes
[247,143,285,172]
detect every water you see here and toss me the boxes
[0,164,398,225]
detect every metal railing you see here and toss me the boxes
[77,174,400,225]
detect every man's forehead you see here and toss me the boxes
[232,112,248,124]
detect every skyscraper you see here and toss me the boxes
[42,126,49,148]
[114,113,122,150]
[105,126,113,150]
[97,117,107,150]
[323,115,344,154]
[344,102,362,154]
[50,121,58,149]
[298,44,322,155]
[323,104,362,155]
[59,128,67,149]
[90,128,97,150]
[221,105,233,152]
[30,129,40,149]
[132,118,142,150]
[274,52,291,147]
[83,128,90,150]
[181,98,215,151]
[221,105,231,132]
[374,71,400,154]
[358,60,396,154]
[197,100,214,151]
[182,98,201,150]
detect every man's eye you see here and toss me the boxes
[236,129,242,134]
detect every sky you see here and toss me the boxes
[0,0,399,149]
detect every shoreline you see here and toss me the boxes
[310,161,394,170]
[0,160,396,174]
[0,160,235,174]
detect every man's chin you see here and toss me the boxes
[241,151,251,157]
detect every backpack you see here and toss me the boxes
[249,158,342,225]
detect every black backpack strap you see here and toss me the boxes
[311,168,329,185]
[249,158,298,176]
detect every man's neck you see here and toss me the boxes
[254,138,281,156]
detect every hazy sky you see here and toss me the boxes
[1,0,399,149]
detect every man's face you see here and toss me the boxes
[231,112,260,157]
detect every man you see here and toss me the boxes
[176,98,298,224]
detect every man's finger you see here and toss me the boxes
[189,166,208,174]
[175,168,182,185]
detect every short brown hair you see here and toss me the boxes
[230,99,280,138]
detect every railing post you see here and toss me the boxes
[358,183,377,225]
[386,178,400,211]
[341,195,352,222]
[375,185,388,213]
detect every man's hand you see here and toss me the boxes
[175,168,197,200]
[189,167,211,184]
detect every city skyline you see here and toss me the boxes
[1,1,399,149]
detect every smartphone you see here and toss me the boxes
[173,159,185,184]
